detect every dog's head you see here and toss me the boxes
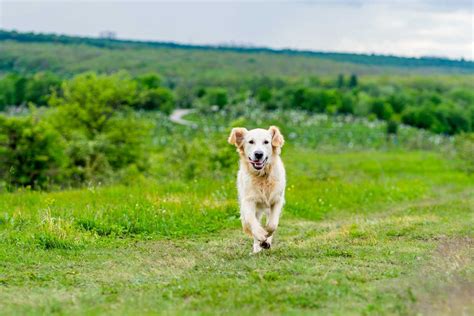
[228,126,284,171]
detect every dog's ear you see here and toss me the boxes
[228,127,248,147]
[269,126,284,148]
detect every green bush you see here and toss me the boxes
[101,114,151,170]
[0,73,61,108]
[387,93,408,113]
[257,87,272,104]
[24,72,61,106]
[203,88,228,108]
[0,113,67,189]
[338,94,355,114]
[432,105,470,135]
[348,74,358,88]
[283,87,336,113]
[401,106,435,130]
[402,105,471,135]
[0,73,26,108]
[166,135,235,180]
[135,73,162,89]
[136,87,175,113]
[175,86,196,108]
[386,119,399,135]
[370,99,393,120]
[48,72,151,183]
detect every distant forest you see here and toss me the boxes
[1,29,473,141]
[1,30,473,75]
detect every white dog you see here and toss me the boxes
[228,126,286,253]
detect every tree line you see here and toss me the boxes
[1,71,472,135]
[1,71,473,190]
[2,30,472,71]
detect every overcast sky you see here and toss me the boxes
[1,0,473,60]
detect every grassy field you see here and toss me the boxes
[1,119,473,315]
[1,28,473,316]
[1,35,473,81]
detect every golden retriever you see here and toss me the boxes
[228,126,286,253]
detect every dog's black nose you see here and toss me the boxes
[254,151,264,160]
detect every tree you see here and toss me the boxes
[203,88,228,108]
[48,71,137,137]
[432,105,470,135]
[257,87,272,104]
[338,94,354,114]
[387,93,408,114]
[401,106,435,130]
[135,73,162,89]
[348,74,358,88]
[24,72,61,105]
[386,119,398,136]
[337,74,345,88]
[370,99,393,120]
[47,72,150,182]
[0,113,67,189]
[136,87,175,113]
[0,74,27,107]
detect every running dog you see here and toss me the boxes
[228,126,286,253]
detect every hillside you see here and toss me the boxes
[1,29,473,315]
[1,30,473,82]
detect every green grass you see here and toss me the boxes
[0,146,472,315]
[2,39,473,81]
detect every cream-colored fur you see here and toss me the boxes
[228,126,286,253]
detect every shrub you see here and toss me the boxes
[136,87,175,113]
[387,93,408,113]
[288,87,340,113]
[338,94,355,114]
[0,73,27,108]
[337,74,345,88]
[135,73,162,89]
[257,87,272,104]
[386,119,399,135]
[370,99,393,120]
[432,105,470,135]
[402,105,470,135]
[175,86,196,108]
[48,71,137,136]
[48,72,151,183]
[24,72,61,106]
[0,113,67,189]
[0,73,61,108]
[203,88,228,108]
[401,106,435,130]
[348,74,358,88]
[166,135,235,180]
[101,114,151,170]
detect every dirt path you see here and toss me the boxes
[169,108,197,128]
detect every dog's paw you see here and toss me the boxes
[252,242,263,254]
[260,240,271,249]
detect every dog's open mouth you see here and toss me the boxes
[248,157,268,170]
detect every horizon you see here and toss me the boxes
[1,1,473,60]
[2,28,472,63]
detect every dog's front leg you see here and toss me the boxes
[241,200,268,253]
[265,199,284,248]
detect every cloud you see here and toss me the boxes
[1,1,472,59]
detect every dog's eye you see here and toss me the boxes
[264,140,269,144]
[249,140,255,144]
